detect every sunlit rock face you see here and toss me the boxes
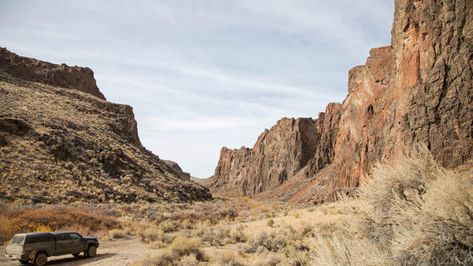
[207,0,473,203]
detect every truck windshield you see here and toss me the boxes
[10,235,25,245]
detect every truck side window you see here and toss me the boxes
[70,233,81,240]
[57,234,72,241]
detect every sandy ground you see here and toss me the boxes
[0,237,156,266]
[0,204,353,265]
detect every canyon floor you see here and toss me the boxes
[0,203,350,266]
[0,200,351,266]
[1,151,472,265]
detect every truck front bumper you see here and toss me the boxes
[5,253,28,261]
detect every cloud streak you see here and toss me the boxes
[0,0,394,177]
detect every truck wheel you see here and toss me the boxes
[86,245,97,257]
[34,252,48,266]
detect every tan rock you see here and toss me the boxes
[0,47,105,99]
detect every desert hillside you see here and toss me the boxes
[206,0,473,203]
[0,48,211,204]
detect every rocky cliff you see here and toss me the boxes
[0,48,105,99]
[206,0,473,203]
[0,49,211,204]
[207,104,342,197]
[164,160,191,180]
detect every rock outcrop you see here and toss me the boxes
[0,49,211,204]
[0,48,105,99]
[207,0,473,203]
[206,104,342,197]
[164,160,191,180]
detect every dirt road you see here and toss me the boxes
[0,237,155,266]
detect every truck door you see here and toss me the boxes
[55,234,73,255]
[69,233,83,254]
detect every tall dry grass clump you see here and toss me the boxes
[132,236,206,266]
[0,205,120,244]
[313,147,473,265]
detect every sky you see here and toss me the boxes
[0,0,394,178]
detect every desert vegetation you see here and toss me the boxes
[0,204,120,244]
[1,149,471,265]
[122,148,473,265]
[312,148,473,265]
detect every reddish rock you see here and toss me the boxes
[206,104,342,197]
[207,0,473,203]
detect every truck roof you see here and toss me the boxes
[50,231,81,235]
[16,231,79,237]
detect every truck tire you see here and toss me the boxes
[33,252,48,266]
[86,245,97,258]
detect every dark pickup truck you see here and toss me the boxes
[5,231,99,266]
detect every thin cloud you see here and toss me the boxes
[0,0,394,177]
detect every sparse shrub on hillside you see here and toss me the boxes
[201,226,231,246]
[216,250,245,266]
[229,225,248,243]
[139,227,167,244]
[169,236,203,259]
[242,224,316,264]
[159,220,178,233]
[245,231,287,253]
[0,216,17,244]
[35,225,52,232]
[107,229,127,240]
[134,236,206,266]
[313,147,473,265]
[253,254,284,266]
[179,254,199,266]
[133,249,176,266]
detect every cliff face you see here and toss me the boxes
[164,160,191,180]
[0,48,105,99]
[206,104,342,197]
[397,0,473,168]
[0,49,211,204]
[207,0,473,202]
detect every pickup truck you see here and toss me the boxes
[5,231,99,266]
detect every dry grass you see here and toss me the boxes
[3,148,467,266]
[107,229,128,240]
[0,205,120,244]
[132,236,206,266]
[312,147,473,265]
[0,77,211,205]
[215,250,245,266]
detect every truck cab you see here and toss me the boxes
[5,231,99,266]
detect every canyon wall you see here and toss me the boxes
[207,0,473,203]
[0,48,211,204]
